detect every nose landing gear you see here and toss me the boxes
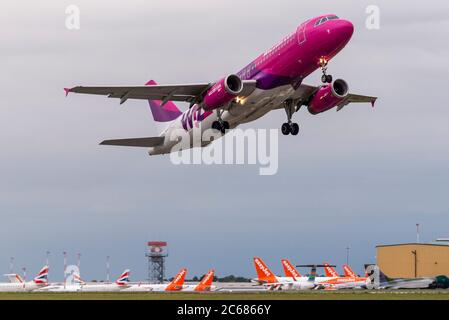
[319,58,333,84]
[281,100,300,136]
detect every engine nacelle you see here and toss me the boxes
[203,74,243,111]
[308,79,349,115]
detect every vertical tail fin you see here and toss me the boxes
[145,80,183,123]
[33,266,49,285]
[343,264,357,278]
[4,274,24,284]
[308,266,317,282]
[166,268,187,291]
[115,269,130,286]
[365,264,390,282]
[73,273,86,285]
[281,259,302,280]
[253,257,277,284]
[194,270,215,292]
[324,263,339,278]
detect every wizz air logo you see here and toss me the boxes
[255,259,271,278]
[181,105,212,131]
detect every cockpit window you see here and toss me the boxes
[315,15,339,27]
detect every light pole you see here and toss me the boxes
[46,251,50,267]
[63,251,67,288]
[346,246,351,265]
[106,256,110,283]
[416,223,420,243]
[411,250,418,278]
[9,257,14,273]
[77,253,81,271]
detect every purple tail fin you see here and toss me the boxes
[146,80,182,122]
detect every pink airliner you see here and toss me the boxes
[65,14,377,155]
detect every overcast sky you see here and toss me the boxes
[0,0,448,281]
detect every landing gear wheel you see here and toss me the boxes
[212,121,222,132]
[321,74,333,84]
[223,121,230,131]
[319,58,333,84]
[212,120,229,134]
[290,123,299,136]
[281,123,291,136]
[321,74,328,84]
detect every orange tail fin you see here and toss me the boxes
[166,268,187,291]
[253,257,277,283]
[281,259,302,279]
[324,263,339,278]
[343,264,357,278]
[194,270,215,292]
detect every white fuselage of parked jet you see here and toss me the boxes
[37,283,126,292]
[256,275,337,291]
[0,282,46,292]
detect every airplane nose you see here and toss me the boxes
[338,19,354,40]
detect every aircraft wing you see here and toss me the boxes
[336,93,378,111]
[290,83,377,111]
[100,137,165,148]
[64,80,257,105]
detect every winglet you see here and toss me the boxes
[64,88,71,97]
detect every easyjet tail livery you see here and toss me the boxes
[281,259,302,280]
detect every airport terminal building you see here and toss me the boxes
[377,240,449,278]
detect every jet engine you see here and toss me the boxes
[203,74,243,111]
[308,79,349,115]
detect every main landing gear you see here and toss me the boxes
[212,109,229,134]
[281,100,300,136]
[319,57,333,84]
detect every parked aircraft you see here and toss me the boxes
[318,263,368,290]
[254,257,319,290]
[378,269,436,290]
[0,266,48,292]
[181,269,216,292]
[122,268,188,292]
[65,14,376,155]
[37,270,130,292]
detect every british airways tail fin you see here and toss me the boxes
[33,266,49,285]
[115,269,131,286]
[145,80,183,123]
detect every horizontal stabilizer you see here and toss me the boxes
[100,137,165,148]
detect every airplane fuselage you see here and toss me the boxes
[150,14,354,155]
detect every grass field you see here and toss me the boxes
[1,291,449,300]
